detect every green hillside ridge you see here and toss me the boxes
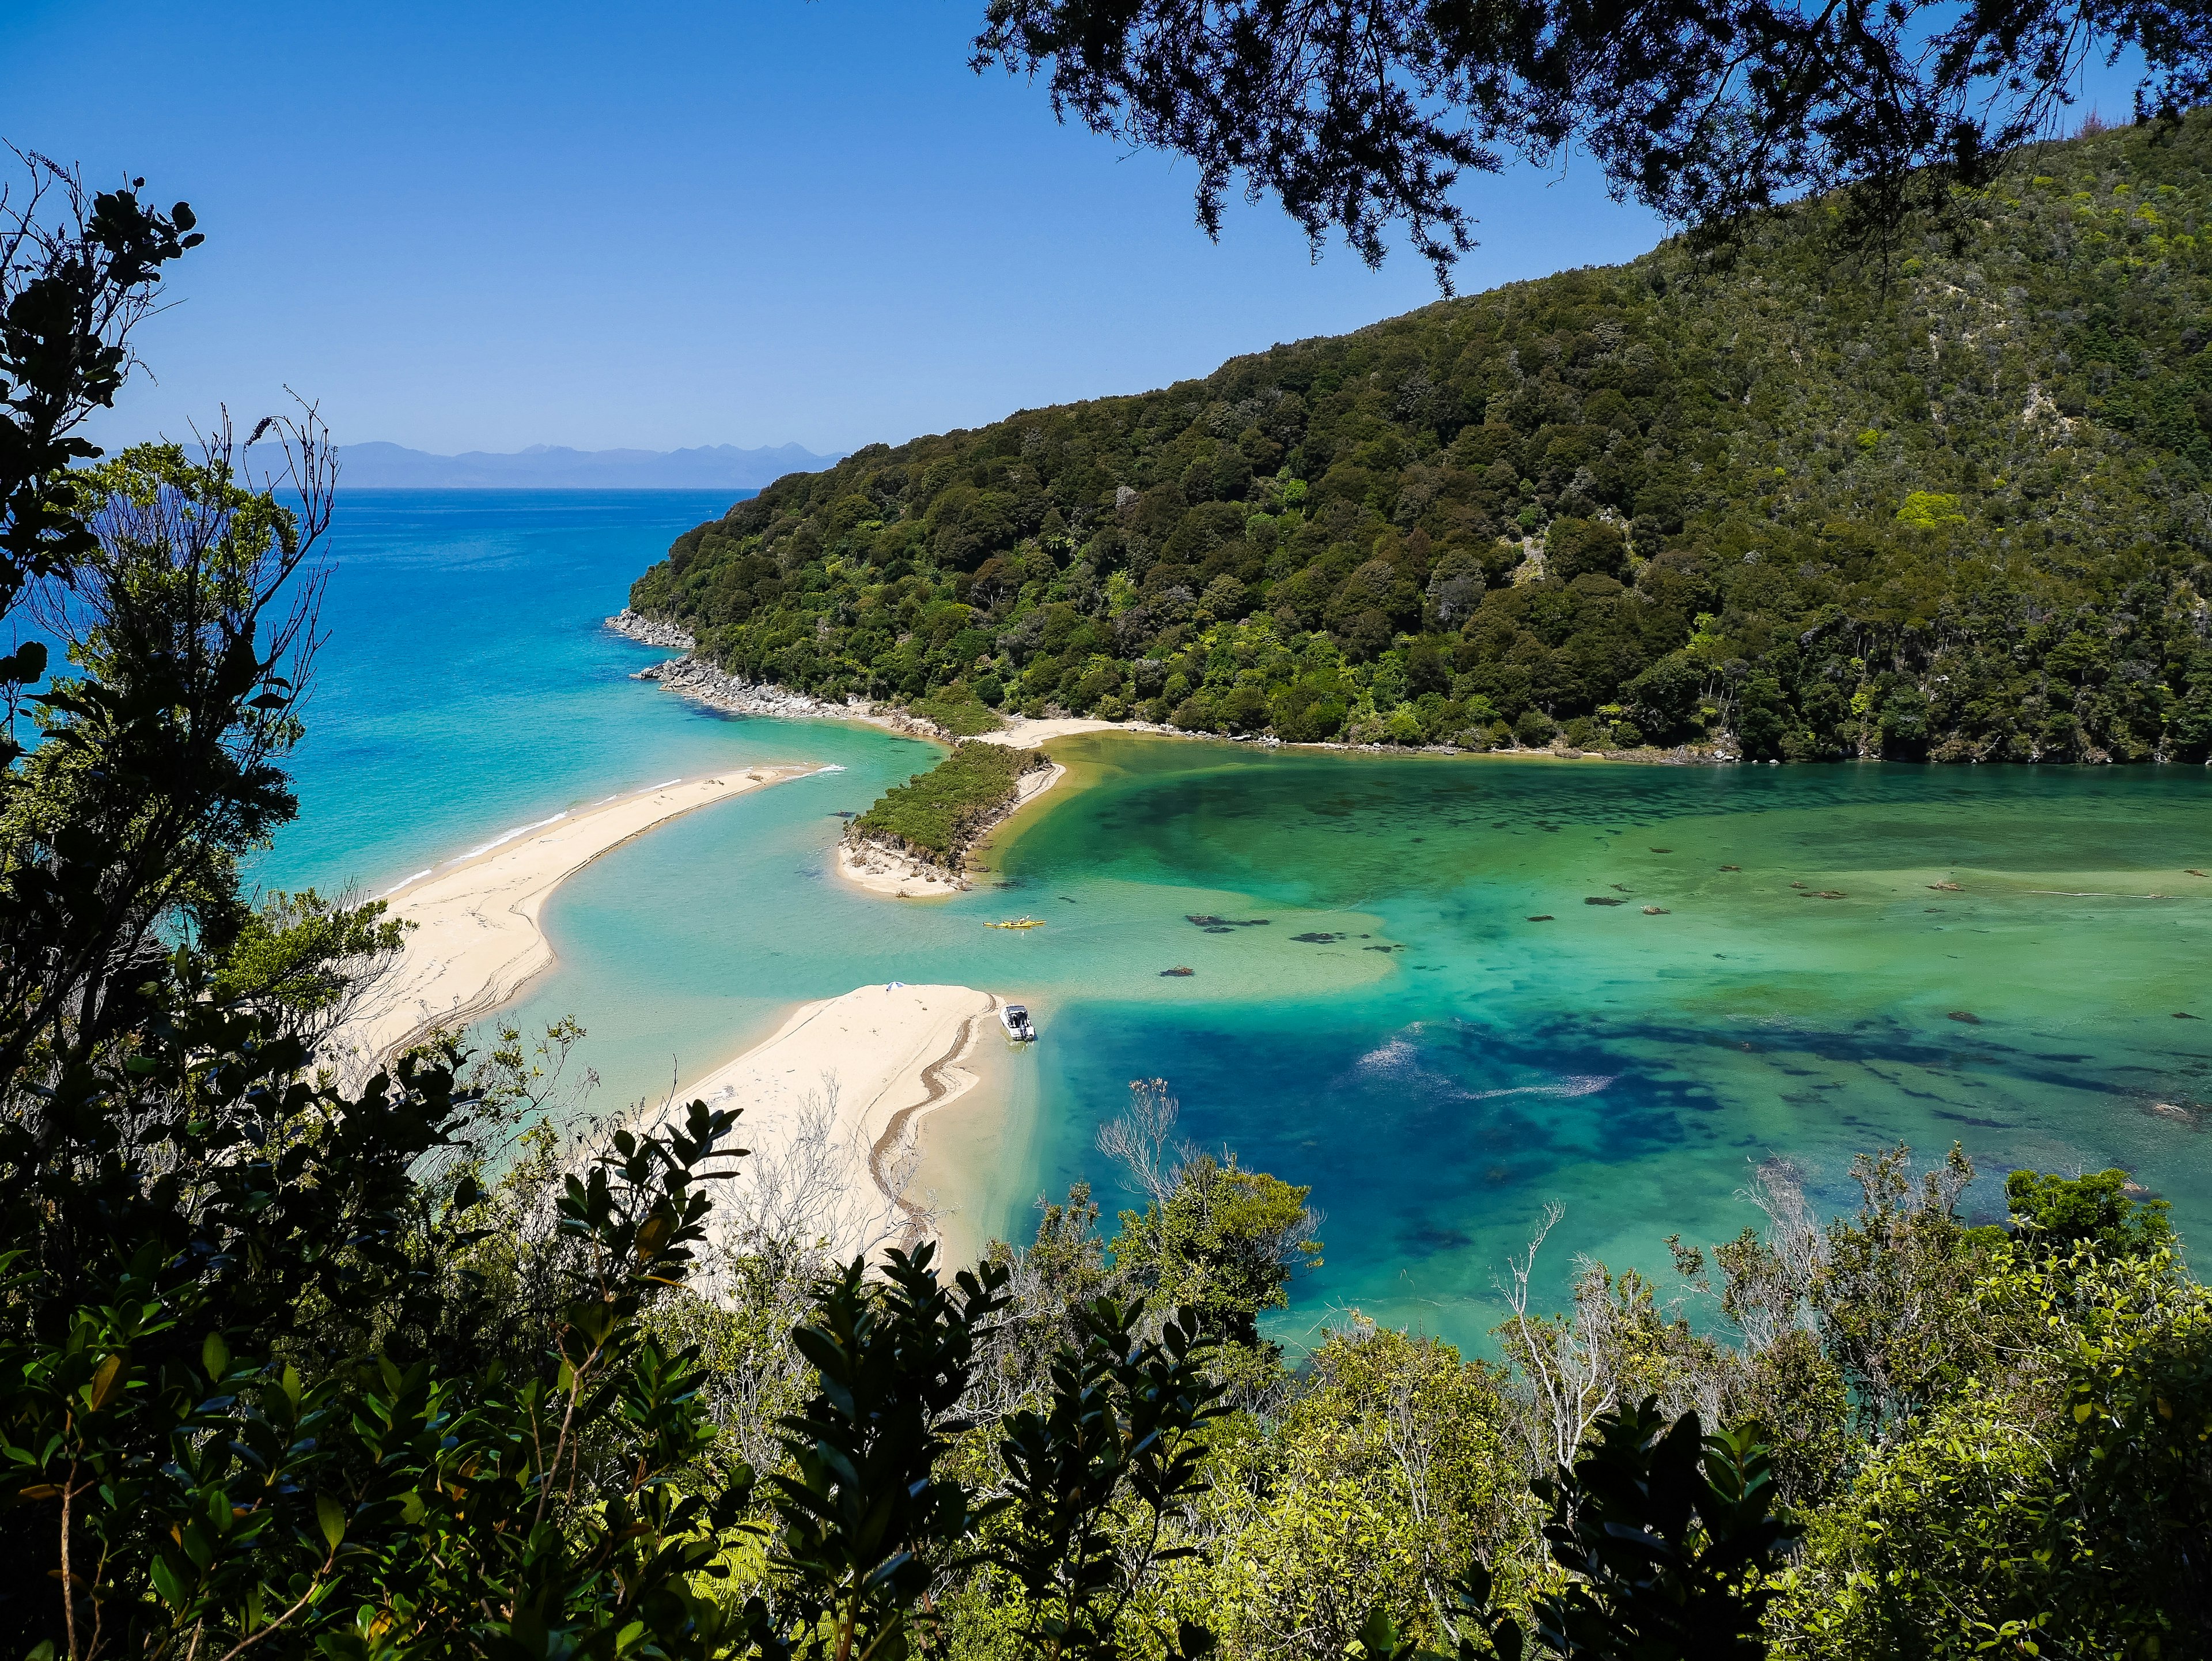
[632,118,2212,763]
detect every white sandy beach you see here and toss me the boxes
[835,841,969,898]
[335,767,817,1073]
[651,982,1002,1258]
[974,714,1143,747]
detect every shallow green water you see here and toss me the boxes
[510,733,2212,1353]
[262,495,2211,1355]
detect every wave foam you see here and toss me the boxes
[460,810,569,860]
[1467,1074,1618,1102]
[1353,1036,1420,1076]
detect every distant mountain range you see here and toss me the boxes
[320,441,847,490]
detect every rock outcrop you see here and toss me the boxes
[632,653,851,719]
[604,608,696,650]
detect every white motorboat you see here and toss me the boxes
[1000,1002,1035,1042]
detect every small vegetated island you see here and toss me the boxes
[848,740,1053,879]
[631,118,2212,763]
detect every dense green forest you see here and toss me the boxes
[7,148,2211,1661]
[850,739,1044,869]
[632,116,2212,762]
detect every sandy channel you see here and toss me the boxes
[335,766,819,1074]
[646,983,1003,1259]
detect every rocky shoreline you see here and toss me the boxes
[608,609,1737,763]
[608,612,964,736]
[632,653,858,720]
[605,607,696,651]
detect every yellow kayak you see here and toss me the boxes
[986,917,1046,930]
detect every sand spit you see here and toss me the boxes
[335,767,817,1074]
[651,983,1001,1259]
[972,716,1175,748]
[835,841,969,898]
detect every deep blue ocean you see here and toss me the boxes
[259,488,796,891]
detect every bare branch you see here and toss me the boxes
[1096,1076,1194,1210]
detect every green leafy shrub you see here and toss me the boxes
[910,687,1007,736]
[851,740,1047,869]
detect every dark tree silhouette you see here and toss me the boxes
[972,0,2212,281]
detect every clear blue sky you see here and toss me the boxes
[3,2,2135,457]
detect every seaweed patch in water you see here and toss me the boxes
[1291,931,1344,943]
[1185,914,1271,929]
[1585,896,1627,906]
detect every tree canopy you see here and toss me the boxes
[971,0,2212,282]
[634,115,2212,763]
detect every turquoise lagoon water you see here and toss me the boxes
[266,493,2212,1355]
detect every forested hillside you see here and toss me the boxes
[10,150,2211,1660]
[634,116,2212,762]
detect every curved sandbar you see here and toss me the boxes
[652,983,1000,1258]
[340,767,819,1069]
